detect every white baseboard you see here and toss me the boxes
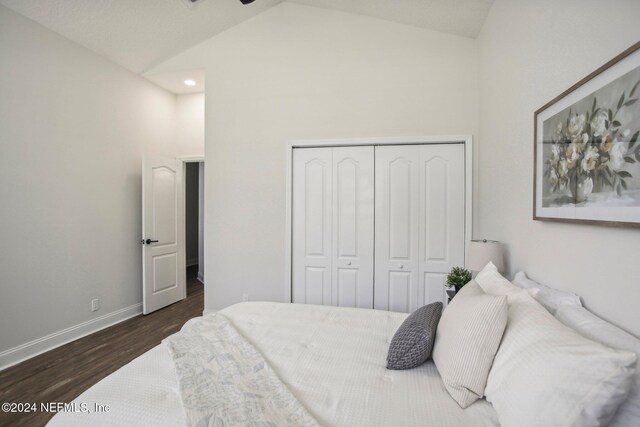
[0,303,142,372]
[186,258,198,267]
[197,272,204,284]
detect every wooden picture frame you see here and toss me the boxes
[534,41,640,227]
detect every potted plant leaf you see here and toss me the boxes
[446,267,472,302]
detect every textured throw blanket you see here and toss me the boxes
[163,314,319,427]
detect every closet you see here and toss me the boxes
[291,143,465,312]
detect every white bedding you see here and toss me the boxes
[48,344,186,427]
[49,302,499,427]
[164,313,318,426]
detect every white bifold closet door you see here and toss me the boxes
[374,144,465,312]
[292,147,375,308]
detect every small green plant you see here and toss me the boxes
[446,267,472,292]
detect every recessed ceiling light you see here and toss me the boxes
[184,79,196,87]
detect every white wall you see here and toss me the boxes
[175,92,205,277]
[478,0,640,337]
[176,93,205,158]
[0,5,177,357]
[175,92,205,276]
[150,2,479,311]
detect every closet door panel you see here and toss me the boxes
[418,144,465,306]
[388,272,411,312]
[305,267,327,304]
[336,268,358,307]
[374,146,420,312]
[423,156,448,260]
[423,272,447,307]
[389,159,413,260]
[292,148,332,305]
[332,146,374,308]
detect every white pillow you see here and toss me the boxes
[475,262,522,298]
[555,305,640,427]
[432,281,508,408]
[512,271,582,315]
[485,291,637,427]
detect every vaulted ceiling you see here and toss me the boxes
[289,0,494,39]
[0,0,494,76]
[0,0,283,74]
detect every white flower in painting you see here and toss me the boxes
[550,144,561,161]
[609,139,627,171]
[568,114,586,138]
[582,133,589,144]
[581,145,599,172]
[600,132,613,152]
[553,122,564,143]
[558,159,569,177]
[566,142,581,168]
[622,129,631,138]
[590,111,608,136]
[552,135,562,144]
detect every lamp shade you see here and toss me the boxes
[467,240,504,272]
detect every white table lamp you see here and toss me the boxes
[467,239,504,273]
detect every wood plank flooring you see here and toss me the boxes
[0,266,204,427]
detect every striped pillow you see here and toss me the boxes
[485,291,637,427]
[432,281,508,408]
[554,305,640,427]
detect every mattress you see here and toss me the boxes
[49,302,499,427]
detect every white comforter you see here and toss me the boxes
[49,302,499,427]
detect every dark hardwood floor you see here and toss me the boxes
[0,266,204,427]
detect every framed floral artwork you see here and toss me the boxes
[534,41,640,227]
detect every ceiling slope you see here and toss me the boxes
[0,0,493,76]
[290,0,494,39]
[0,0,283,74]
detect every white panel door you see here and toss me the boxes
[375,144,465,312]
[418,144,465,308]
[142,156,185,314]
[292,148,333,305]
[332,147,374,308]
[374,146,421,312]
[292,147,374,308]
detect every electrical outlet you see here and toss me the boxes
[242,293,249,302]
[91,299,100,312]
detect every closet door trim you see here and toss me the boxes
[285,135,473,304]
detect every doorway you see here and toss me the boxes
[185,161,204,286]
[142,156,204,315]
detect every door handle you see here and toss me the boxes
[142,239,159,245]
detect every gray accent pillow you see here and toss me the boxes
[386,302,443,370]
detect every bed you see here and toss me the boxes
[47,302,500,427]
[48,265,640,427]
